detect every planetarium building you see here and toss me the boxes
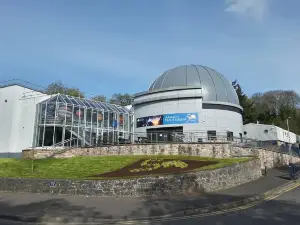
[133,65,243,142]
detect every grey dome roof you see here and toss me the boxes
[149,65,239,105]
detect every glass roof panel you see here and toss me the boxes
[57,95,67,103]
[79,99,89,107]
[97,101,109,110]
[88,100,103,109]
[46,95,58,103]
[105,104,116,111]
[118,107,127,113]
[38,94,131,113]
[92,101,105,110]
[76,98,87,107]
[68,96,85,106]
[90,100,104,109]
[82,99,95,108]
[70,98,80,105]
[111,104,123,113]
[60,95,73,104]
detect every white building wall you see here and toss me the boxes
[134,98,243,137]
[243,123,297,144]
[0,85,49,153]
[243,124,277,141]
[276,126,297,143]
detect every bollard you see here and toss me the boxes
[264,161,267,176]
[264,166,267,176]
[293,164,296,180]
[289,163,296,180]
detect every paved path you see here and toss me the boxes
[0,167,293,223]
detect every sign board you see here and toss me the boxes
[136,112,199,128]
[163,113,199,125]
[136,115,163,128]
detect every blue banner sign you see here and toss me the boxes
[163,113,199,125]
[136,115,163,128]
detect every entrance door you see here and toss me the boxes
[146,127,183,143]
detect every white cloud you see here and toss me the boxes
[225,0,269,20]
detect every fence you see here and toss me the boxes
[232,139,300,157]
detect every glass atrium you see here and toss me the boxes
[34,94,133,147]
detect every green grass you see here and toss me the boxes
[0,155,253,180]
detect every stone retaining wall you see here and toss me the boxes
[23,143,300,169]
[23,144,254,159]
[0,159,261,197]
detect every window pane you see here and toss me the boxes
[207,130,217,141]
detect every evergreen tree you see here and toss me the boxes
[232,80,256,124]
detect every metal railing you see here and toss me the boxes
[131,131,236,144]
[52,137,78,147]
[31,130,300,157]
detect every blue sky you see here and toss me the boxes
[0,0,299,98]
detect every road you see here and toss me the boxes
[1,185,300,225]
[148,185,300,225]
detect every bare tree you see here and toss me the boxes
[45,81,85,98]
[251,90,300,117]
[91,95,107,102]
[109,93,133,106]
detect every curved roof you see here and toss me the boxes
[149,64,239,105]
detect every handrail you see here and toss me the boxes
[52,137,77,147]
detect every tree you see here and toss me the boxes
[251,90,300,118]
[109,93,132,106]
[45,81,65,95]
[250,90,300,134]
[45,81,85,98]
[232,80,256,124]
[65,88,84,98]
[91,95,107,102]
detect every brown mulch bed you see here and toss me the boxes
[94,159,217,178]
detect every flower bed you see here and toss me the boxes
[96,158,218,178]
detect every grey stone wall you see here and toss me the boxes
[0,159,261,197]
[23,143,300,169]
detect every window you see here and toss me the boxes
[227,131,233,141]
[264,129,268,134]
[207,130,217,141]
[202,103,242,114]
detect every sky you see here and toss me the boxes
[0,0,300,98]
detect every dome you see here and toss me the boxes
[149,65,239,105]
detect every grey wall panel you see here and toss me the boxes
[194,65,217,101]
[186,65,201,87]
[151,72,167,90]
[203,66,228,102]
[134,98,243,137]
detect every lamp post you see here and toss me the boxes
[287,117,291,154]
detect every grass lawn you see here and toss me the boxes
[0,155,252,180]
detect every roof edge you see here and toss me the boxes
[135,86,202,98]
[0,83,45,94]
